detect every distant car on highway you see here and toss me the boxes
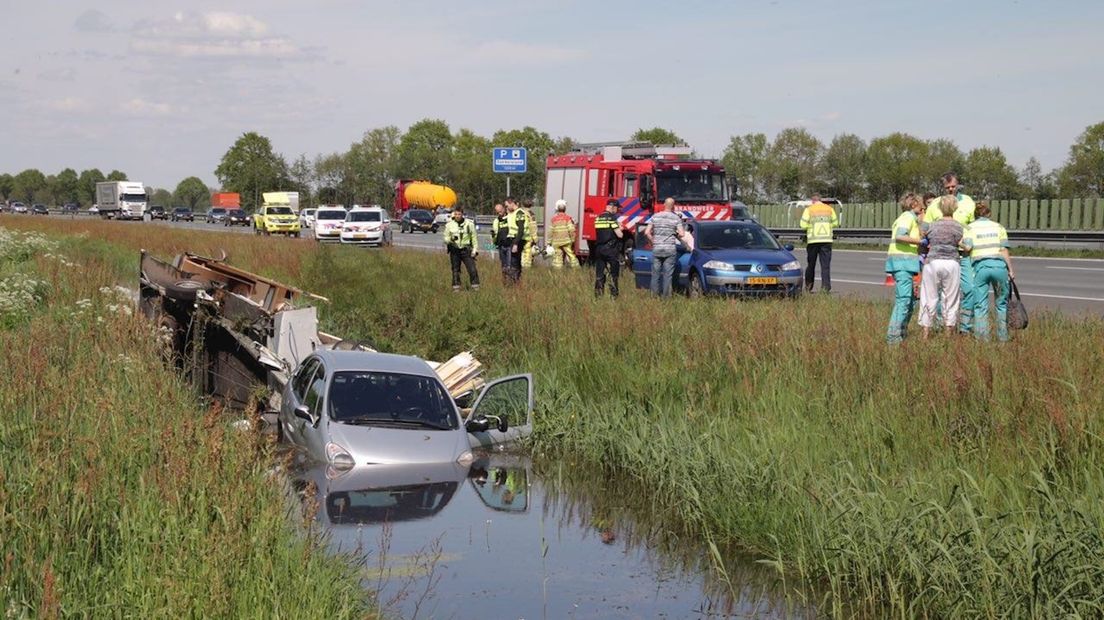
[340,206,392,247]
[171,207,194,222]
[205,207,227,224]
[88,205,99,216]
[299,208,316,229]
[32,204,49,215]
[433,207,450,229]
[11,202,28,214]
[224,208,250,226]
[631,219,803,298]
[400,209,436,234]
[278,349,532,468]
[148,205,167,220]
[313,205,347,243]
[61,202,80,214]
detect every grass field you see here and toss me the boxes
[5,216,1104,617]
[0,223,370,617]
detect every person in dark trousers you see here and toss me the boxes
[799,193,839,293]
[593,199,624,298]
[442,207,480,291]
[504,198,526,284]
[490,202,511,281]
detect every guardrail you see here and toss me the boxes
[769,228,1104,245]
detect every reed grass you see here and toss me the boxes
[5,215,1104,617]
[0,224,369,617]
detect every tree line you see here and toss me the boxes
[0,168,214,211]
[4,121,1100,213]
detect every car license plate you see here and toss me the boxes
[747,277,778,285]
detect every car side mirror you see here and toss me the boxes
[294,405,315,425]
[466,415,490,433]
[784,244,794,251]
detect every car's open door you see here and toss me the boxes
[463,374,533,449]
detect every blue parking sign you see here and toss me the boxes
[493,147,527,173]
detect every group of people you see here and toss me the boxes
[886,172,1015,343]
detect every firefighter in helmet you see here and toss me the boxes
[548,199,578,268]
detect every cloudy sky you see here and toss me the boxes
[3,0,1101,188]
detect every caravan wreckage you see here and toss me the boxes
[138,249,530,448]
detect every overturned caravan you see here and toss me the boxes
[138,250,531,449]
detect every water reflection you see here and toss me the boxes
[290,452,813,619]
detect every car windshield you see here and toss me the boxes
[266,206,293,215]
[347,211,382,222]
[121,193,146,202]
[174,208,191,213]
[409,210,431,220]
[697,224,781,250]
[210,208,226,214]
[655,172,726,202]
[229,209,245,216]
[328,371,458,430]
[316,210,346,220]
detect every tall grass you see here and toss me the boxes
[6,216,1104,616]
[0,225,369,617]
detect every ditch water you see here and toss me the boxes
[290,449,813,619]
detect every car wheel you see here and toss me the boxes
[295,231,301,238]
[688,271,704,299]
[164,279,207,302]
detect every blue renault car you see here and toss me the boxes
[631,219,803,297]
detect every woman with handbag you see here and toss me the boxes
[963,202,1015,341]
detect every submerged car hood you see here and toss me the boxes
[328,421,468,466]
[695,247,794,265]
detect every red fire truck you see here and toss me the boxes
[543,142,731,258]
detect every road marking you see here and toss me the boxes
[831,278,1104,302]
[1046,266,1104,272]
[832,248,1104,263]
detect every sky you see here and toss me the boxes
[3,0,1102,189]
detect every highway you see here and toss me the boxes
[131,218,1104,316]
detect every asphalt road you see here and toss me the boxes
[130,218,1104,316]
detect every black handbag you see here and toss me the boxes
[1008,277,1029,330]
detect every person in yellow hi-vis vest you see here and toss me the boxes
[963,202,1015,342]
[885,193,925,343]
[924,172,977,333]
[520,199,538,268]
[799,193,839,293]
[548,199,579,268]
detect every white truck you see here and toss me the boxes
[95,181,148,220]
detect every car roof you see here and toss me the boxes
[348,206,384,212]
[312,349,439,377]
[317,206,346,211]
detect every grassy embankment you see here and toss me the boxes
[7,217,1104,617]
[0,222,368,617]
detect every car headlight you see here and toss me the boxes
[782,260,801,271]
[456,450,474,466]
[703,260,735,271]
[325,442,355,471]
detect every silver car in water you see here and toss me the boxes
[278,349,532,470]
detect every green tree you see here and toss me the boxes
[1018,157,1058,200]
[174,176,210,209]
[287,154,315,208]
[765,128,824,200]
[150,188,173,206]
[106,170,128,182]
[12,169,47,203]
[345,126,402,206]
[53,168,79,204]
[963,146,1019,199]
[214,132,289,212]
[1056,121,1104,197]
[721,133,769,203]
[865,133,929,201]
[821,134,866,202]
[394,119,454,185]
[923,139,966,191]
[630,127,685,145]
[312,153,347,205]
[78,169,105,206]
[0,173,12,201]
[489,126,557,202]
[451,128,497,212]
